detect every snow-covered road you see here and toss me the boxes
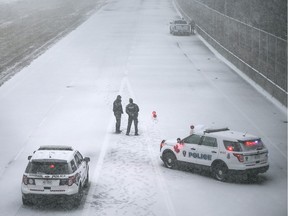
[0,0,286,215]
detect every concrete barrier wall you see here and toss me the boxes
[175,0,287,107]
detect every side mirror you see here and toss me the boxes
[84,157,90,163]
[28,156,32,160]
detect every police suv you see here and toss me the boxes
[21,145,90,206]
[160,128,269,181]
[169,19,191,36]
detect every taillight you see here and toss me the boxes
[68,176,76,186]
[22,175,28,185]
[59,173,79,186]
[233,153,244,162]
[22,175,35,185]
[160,140,165,151]
[68,173,79,186]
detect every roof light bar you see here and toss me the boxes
[204,127,230,133]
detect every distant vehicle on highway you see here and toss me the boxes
[160,127,269,182]
[169,18,191,36]
[21,145,90,207]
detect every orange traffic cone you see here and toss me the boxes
[152,111,157,119]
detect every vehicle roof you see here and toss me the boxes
[31,146,75,162]
[38,145,73,151]
[173,16,182,20]
[198,130,259,141]
[173,20,188,24]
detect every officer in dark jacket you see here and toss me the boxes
[125,98,139,136]
[113,95,123,133]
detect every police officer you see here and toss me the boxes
[113,95,123,133]
[125,98,139,136]
[190,20,195,34]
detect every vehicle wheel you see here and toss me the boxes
[246,173,258,182]
[212,162,228,182]
[22,197,33,206]
[73,184,83,207]
[84,172,89,188]
[163,152,177,169]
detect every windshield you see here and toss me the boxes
[26,161,70,174]
[183,134,202,144]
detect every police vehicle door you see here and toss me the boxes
[196,136,218,166]
[180,134,202,163]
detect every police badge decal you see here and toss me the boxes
[182,151,186,157]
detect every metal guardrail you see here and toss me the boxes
[175,0,287,107]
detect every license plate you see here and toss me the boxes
[43,180,52,185]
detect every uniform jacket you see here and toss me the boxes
[126,102,139,117]
[113,99,123,115]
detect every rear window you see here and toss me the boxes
[175,20,187,24]
[239,139,265,151]
[25,161,70,174]
[175,25,190,30]
[224,139,264,152]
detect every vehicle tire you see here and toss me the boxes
[212,162,228,182]
[163,152,177,169]
[22,197,33,206]
[84,172,89,188]
[246,173,258,182]
[73,184,83,207]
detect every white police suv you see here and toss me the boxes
[160,128,269,181]
[169,19,191,35]
[21,145,90,206]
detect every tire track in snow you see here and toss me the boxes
[144,119,177,216]
[81,76,130,216]
[82,76,176,216]
[87,132,159,215]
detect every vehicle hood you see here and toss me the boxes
[164,139,178,145]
